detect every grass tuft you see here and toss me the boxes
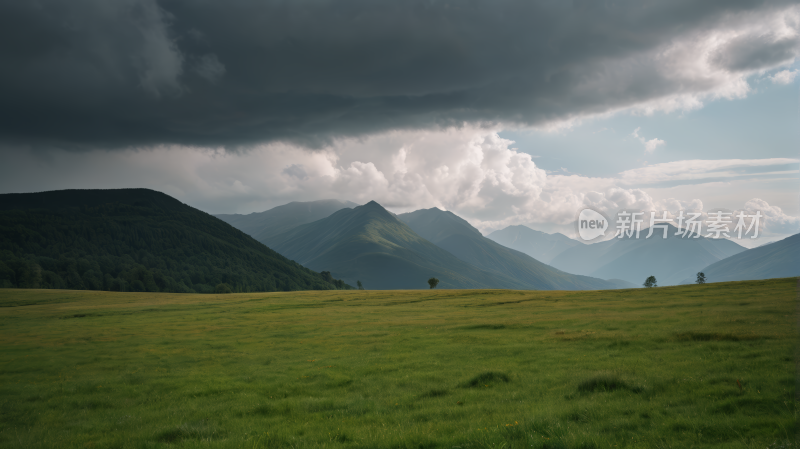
[565,408,592,423]
[252,403,275,416]
[462,371,510,388]
[331,431,351,443]
[420,388,448,398]
[577,372,643,394]
[766,440,800,449]
[674,331,763,342]
[575,443,599,449]
[156,421,224,442]
[462,324,506,330]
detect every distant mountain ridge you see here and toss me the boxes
[221,199,636,290]
[397,208,633,290]
[686,233,800,284]
[216,199,358,242]
[549,224,745,286]
[397,208,483,242]
[265,201,528,290]
[0,189,350,293]
[486,225,582,263]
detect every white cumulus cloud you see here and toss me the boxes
[632,128,666,154]
[770,69,799,85]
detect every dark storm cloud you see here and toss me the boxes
[0,0,797,150]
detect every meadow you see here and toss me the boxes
[0,278,797,448]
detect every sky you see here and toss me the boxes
[0,0,798,247]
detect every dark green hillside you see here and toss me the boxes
[688,232,800,284]
[216,199,357,242]
[265,201,529,289]
[0,189,350,293]
[397,208,628,290]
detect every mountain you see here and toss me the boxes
[0,189,350,293]
[396,208,631,290]
[549,224,746,286]
[686,233,800,284]
[486,225,582,263]
[264,201,548,290]
[216,199,358,242]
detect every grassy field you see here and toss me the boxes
[0,279,797,449]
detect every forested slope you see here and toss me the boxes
[0,189,350,293]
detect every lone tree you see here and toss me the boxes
[427,277,440,289]
[696,272,706,284]
[356,280,364,290]
[643,276,657,288]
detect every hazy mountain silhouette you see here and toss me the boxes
[549,224,745,286]
[486,225,582,263]
[397,207,634,290]
[216,199,358,242]
[685,233,800,284]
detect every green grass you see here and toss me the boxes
[0,278,797,448]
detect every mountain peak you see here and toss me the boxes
[350,200,399,222]
[216,198,357,243]
[397,207,482,243]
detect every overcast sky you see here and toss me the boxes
[1,0,798,245]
